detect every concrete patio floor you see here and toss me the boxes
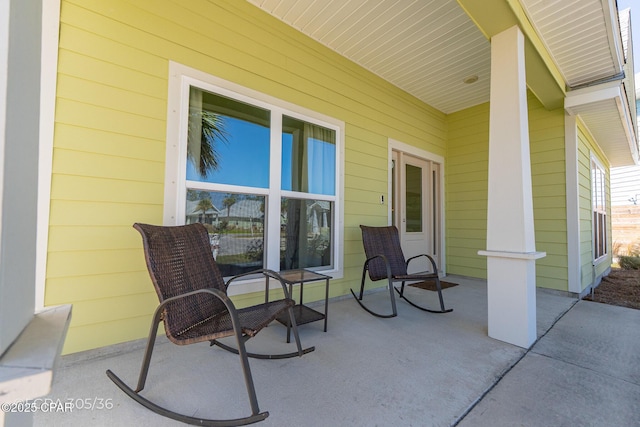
[34,276,640,426]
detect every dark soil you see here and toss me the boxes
[582,268,640,310]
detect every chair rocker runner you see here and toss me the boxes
[106,223,314,426]
[351,225,453,318]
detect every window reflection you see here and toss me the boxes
[280,198,332,270]
[186,190,265,277]
[187,87,271,188]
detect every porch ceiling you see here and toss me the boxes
[248,0,491,114]
[520,0,624,88]
[247,0,637,164]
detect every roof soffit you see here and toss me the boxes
[247,0,637,164]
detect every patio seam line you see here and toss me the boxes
[451,297,580,426]
[530,340,640,388]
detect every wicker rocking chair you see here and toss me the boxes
[106,223,314,426]
[350,225,453,318]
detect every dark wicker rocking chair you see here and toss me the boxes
[106,223,314,426]
[350,225,453,318]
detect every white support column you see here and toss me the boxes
[478,26,545,349]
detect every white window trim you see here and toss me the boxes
[590,153,608,264]
[165,62,344,293]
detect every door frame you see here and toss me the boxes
[388,139,446,275]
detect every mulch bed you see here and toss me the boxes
[409,280,458,291]
[582,268,640,310]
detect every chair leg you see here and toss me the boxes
[234,328,261,416]
[349,273,398,318]
[286,306,304,356]
[106,308,269,426]
[358,266,368,300]
[434,276,449,313]
[134,309,163,392]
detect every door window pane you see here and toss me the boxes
[187,87,271,188]
[281,115,336,195]
[280,198,332,270]
[406,164,422,232]
[186,190,265,276]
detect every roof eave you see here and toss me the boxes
[565,81,639,167]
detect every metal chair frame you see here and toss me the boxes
[351,225,453,318]
[106,223,314,426]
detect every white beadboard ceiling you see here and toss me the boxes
[519,0,624,88]
[248,0,637,165]
[248,0,491,114]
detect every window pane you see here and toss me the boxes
[186,190,265,276]
[281,115,336,195]
[187,87,270,188]
[590,159,608,259]
[406,164,422,232]
[280,198,332,270]
[598,212,606,258]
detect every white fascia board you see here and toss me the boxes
[564,80,623,113]
[616,87,640,165]
[565,81,639,166]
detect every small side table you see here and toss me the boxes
[275,269,331,343]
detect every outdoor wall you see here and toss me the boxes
[528,98,568,291]
[577,121,612,290]
[446,95,568,291]
[47,0,446,353]
[446,103,489,278]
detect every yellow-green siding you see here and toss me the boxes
[528,97,567,291]
[446,103,489,278]
[576,121,612,290]
[446,94,568,289]
[49,0,447,353]
[48,0,615,354]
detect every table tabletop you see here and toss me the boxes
[278,269,332,284]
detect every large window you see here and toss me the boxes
[166,64,342,278]
[591,157,607,261]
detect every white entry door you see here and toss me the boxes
[392,151,441,274]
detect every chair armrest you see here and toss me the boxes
[364,254,393,281]
[154,288,245,339]
[157,288,236,317]
[406,253,439,274]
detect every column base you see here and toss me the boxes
[479,250,545,349]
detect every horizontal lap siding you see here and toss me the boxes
[51,0,446,352]
[577,122,612,291]
[446,95,569,291]
[528,97,568,291]
[446,103,489,278]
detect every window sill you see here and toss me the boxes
[0,304,72,403]
[592,255,610,266]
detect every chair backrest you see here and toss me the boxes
[360,225,408,281]
[134,223,227,340]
